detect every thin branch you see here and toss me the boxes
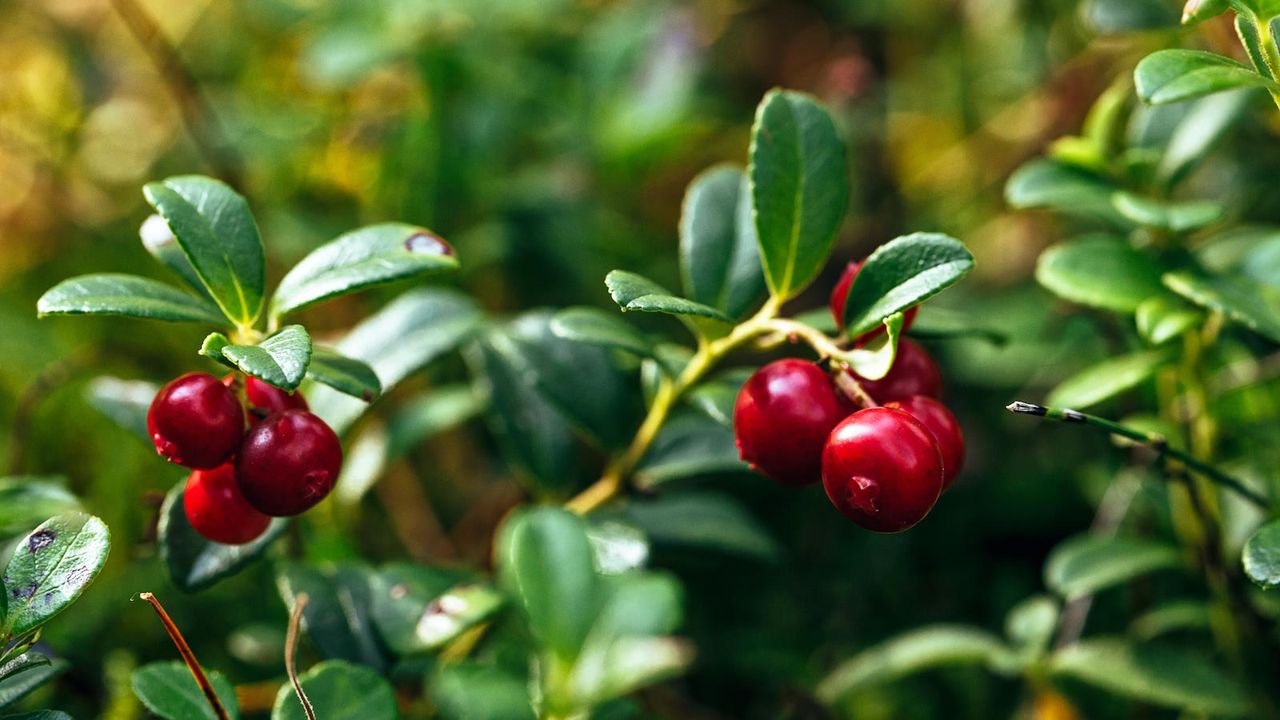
[285,593,316,720]
[1006,401,1270,509]
[139,593,231,720]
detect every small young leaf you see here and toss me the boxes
[749,89,849,299]
[840,234,973,336]
[142,176,266,326]
[131,661,241,720]
[198,333,235,369]
[1045,348,1175,409]
[679,165,766,319]
[1243,519,1280,588]
[1111,192,1224,233]
[1135,295,1201,344]
[270,223,458,320]
[605,271,730,322]
[1134,49,1278,105]
[1035,235,1165,312]
[37,274,224,325]
[2,513,110,637]
[218,325,313,391]
[270,661,397,720]
[842,312,904,381]
[1182,0,1230,24]
[816,625,1012,702]
[158,482,288,592]
[1164,270,1280,342]
[306,348,381,401]
[550,307,654,357]
[1045,535,1182,599]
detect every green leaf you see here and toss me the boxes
[385,386,485,459]
[2,513,109,637]
[270,661,397,720]
[306,348,381,402]
[143,176,265,326]
[0,658,66,710]
[1158,90,1252,185]
[1035,236,1165,312]
[679,165,766,319]
[633,412,747,488]
[1130,600,1212,640]
[496,508,599,660]
[571,636,693,706]
[1045,535,1182,600]
[158,482,288,592]
[0,478,80,540]
[1004,596,1059,658]
[1,711,73,720]
[276,563,388,671]
[0,653,48,685]
[1045,349,1175,409]
[1236,0,1280,20]
[586,521,650,575]
[840,234,974,336]
[86,377,156,444]
[604,271,730,322]
[309,289,484,434]
[431,663,535,720]
[37,274,224,324]
[214,325,313,392]
[549,307,654,358]
[1049,638,1249,716]
[1236,13,1275,81]
[1136,295,1201,344]
[1164,270,1280,342]
[1183,0,1231,24]
[1135,49,1278,105]
[374,579,500,656]
[685,369,752,427]
[816,625,1012,703]
[1111,192,1224,233]
[1005,159,1128,225]
[270,223,458,320]
[749,89,848,299]
[139,213,215,302]
[1243,519,1280,588]
[621,492,780,563]
[368,563,468,656]
[131,661,240,720]
[842,312,904,381]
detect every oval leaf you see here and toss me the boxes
[1045,535,1182,600]
[1005,159,1128,225]
[217,325,313,392]
[139,214,215,302]
[620,492,780,562]
[634,412,748,489]
[1135,295,1201,344]
[270,223,458,320]
[550,307,654,358]
[143,176,265,326]
[131,661,240,720]
[270,661,396,720]
[1135,49,1278,105]
[1111,192,1223,233]
[0,658,67,710]
[841,233,974,336]
[368,563,467,656]
[679,165,766,319]
[431,663,535,720]
[1164,270,1280,342]
[306,348,381,402]
[37,274,224,325]
[158,482,288,592]
[276,563,388,671]
[605,271,730,322]
[749,89,849,299]
[1046,349,1175,409]
[2,513,110,637]
[1243,519,1280,588]
[1036,236,1165,312]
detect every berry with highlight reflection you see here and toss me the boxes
[147,372,245,469]
[236,410,342,517]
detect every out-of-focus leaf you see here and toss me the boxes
[1164,270,1280,342]
[1243,520,1280,588]
[158,482,288,592]
[633,412,747,488]
[37,274,224,325]
[0,658,67,710]
[213,325,312,391]
[1004,596,1058,657]
[621,492,780,562]
[1083,0,1177,33]
[1046,348,1175,409]
[131,661,240,720]
[1182,0,1230,24]
[1005,159,1127,225]
[306,348,381,401]
[1136,295,1201,344]
[0,478,80,539]
[1045,535,1182,599]
[1035,236,1164,312]
[85,377,156,444]
[1111,192,1223,233]
[571,636,693,706]
[276,563,388,671]
[368,563,468,656]
[679,165,766,320]
[604,271,729,322]
[586,521,650,575]
[549,307,654,357]
[1135,50,1278,105]
[1130,600,1212,639]
[431,663,535,720]
[386,385,484,459]
[1158,90,1251,185]
[0,653,48,685]
[839,234,972,336]
[2,513,110,637]
[816,626,1012,702]
[270,661,396,720]
[685,369,752,427]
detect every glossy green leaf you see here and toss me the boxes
[496,508,599,660]
[37,274,224,324]
[549,307,654,357]
[1183,0,1231,24]
[1164,270,1280,342]
[270,223,458,319]
[1049,638,1249,716]
[276,563,388,671]
[2,513,109,637]
[1111,192,1223,233]
[214,325,312,391]
[432,663,535,720]
[131,661,240,720]
[816,625,1012,702]
[840,234,973,336]
[270,661,396,720]
[1136,295,1201,344]
[0,478,80,540]
[0,653,48,685]
[139,213,214,302]
[1243,520,1280,588]
[1005,159,1127,225]
[1045,535,1182,599]
[605,270,730,322]
[143,176,265,326]
[85,377,156,444]
[679,165,766,319]
[306,348,381,402]
[842,312,904,381]
[749,89,848,299]
[1035,236,1165,312]
[1045,348,1175,409]
[633,412,747,488]
[158,482,288,592]
[0,658,66,710]
[368,563,468,655]
[622,492,780,562]
[1135,50,1278,105]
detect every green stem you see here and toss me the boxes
[1005,401,1269,509]
[1252,12,1280,110]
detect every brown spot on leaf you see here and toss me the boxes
[404,231,453,257]
[27,529,56,554]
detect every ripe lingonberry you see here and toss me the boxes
[734,359,854,487]
[183,463,270,545]
[849,338,942,404]
[821,407,942,532]
[148,372,245,469]
[885,395,965,490]
[830,260,918,343]
[245,376,307,417]
[236,410,342,516]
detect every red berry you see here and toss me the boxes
[183,463,271,545]
[236,410,342,516]
[245,376,307,417]
[733,359,854,487]
[821,407,942,532]
[849,338,942,403]
[830,260,918,343]
[885,395,965,490]
[147,372,245,469]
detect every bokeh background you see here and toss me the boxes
[0,0,1256,716]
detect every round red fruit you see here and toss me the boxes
[183,463,271,544]
[885,395,965,490]
[733,359,854,487]
[236,410,342,516]
[148,372,245,469]
[849,338,942,404]
[245,376,307,417]
[821,407,943,532]
[830,260,918,344]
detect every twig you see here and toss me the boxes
[285,593,316,720]
[108,0,244,188]
[1006,401,1270,509]
[139,592,231,720]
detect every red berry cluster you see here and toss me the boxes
[147,372,343,544]
[733,261,965,533]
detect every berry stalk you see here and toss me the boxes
[139,592,232,720]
